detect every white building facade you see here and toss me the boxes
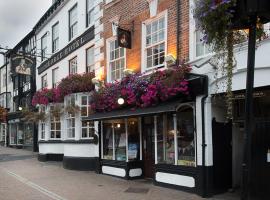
[35,0,104,170]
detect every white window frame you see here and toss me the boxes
[69,4,78,41]
[52,22,59,53]
[86,47,95,73]
[80,95,91,117]
[141,10,168,73]
[65,95,76,139]
[69,56,77,75]
[52,67,59,88]
[41,74,48,89]
[81,121,95,139]
[41,33,47,61]
[50,106,61,139]
[40,122,46,140]
[86,0,95,27]
[106,37,126,82]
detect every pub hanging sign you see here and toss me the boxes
[117,27,132,49]
[11,55,34,75]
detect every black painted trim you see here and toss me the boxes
[38,153,63,162]
[38,138,98,144]
[101,159,144,180]
[63,156,99,171]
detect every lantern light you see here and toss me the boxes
[117,98,125,105]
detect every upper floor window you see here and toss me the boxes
[52,22,59,53]
[195,31,210,58]
[41,74,48,89]
[143,14,166,71]
[86,0,95,27]
[69,56,77,75]
[86,47,95,73]
[52,67,59,88]
[41,33,47,61]
[108,39,125,82]
[69,4,78,40]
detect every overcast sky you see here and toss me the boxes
[0,0,52,64]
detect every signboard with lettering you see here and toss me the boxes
[11,55,34,75]
[117,28,132,49]
[38,26,95,74]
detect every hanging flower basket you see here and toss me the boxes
[65,104,81,115]
[22,109,47,123]
[32,88,62,106]
[91,64,191,112]
[50,104,64,118]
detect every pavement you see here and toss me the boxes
[0,146,240,200]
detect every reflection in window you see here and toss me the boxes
[82,121,95,138]
[195,31,210,57]
[177,106,195,166]
[102,118,141,161]
[114,120,126,161]
[127,118,140,161]
[157,114,175,164]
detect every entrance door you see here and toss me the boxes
[142,116,155,179]
[250,121,270,200]
[212,118,232,194]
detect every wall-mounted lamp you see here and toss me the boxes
[165,54,176,66]
[92,77,101,85]
[18,106,23,111]
[124,68,134,76]
[117,97,125,105]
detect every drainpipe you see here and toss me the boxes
[176,0,181,65]
[201,75,208,197]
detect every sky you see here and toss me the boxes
[0,0,52,64]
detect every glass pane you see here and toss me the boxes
[56,123,61,131]
[103,122,113,160]
[81,96,87,105]
[147,57,152,68]
[177,106,195,167]
[127,118,139,161]
[146,36,151,46]
[114,119,126,161]
[82,106,88,116]
[146,24,151,35]
[82,128,87,138]
[157,114,175,164]
[159,17,165,29]
[56,131,61,138]
[152,20,158,32]
[51,131,55,139]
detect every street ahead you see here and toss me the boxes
[0,147,238,200]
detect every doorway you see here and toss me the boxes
[142,116,155,179]
[212,118,232,194]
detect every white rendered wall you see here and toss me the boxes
[156,172,195,188]
[39,143,64,154]
[63,143,98,157]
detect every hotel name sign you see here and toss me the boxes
[38,26,94,74]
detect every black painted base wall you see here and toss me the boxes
[38,153,63,162]
[63,156,99,171]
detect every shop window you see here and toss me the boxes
[157,114,175,164]
[80,95,91,117]
[143,15,166,71]
[127,118,140,161]
[50,106,61,139]
[82,121,95,138]
[17,124,24,145]
[24,124,33,145]
[102,118,141,161]
[107,39,125,82]
[52,67,59,88]
[177,106,195,166]
[10,124,17,145]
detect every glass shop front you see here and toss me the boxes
[98,103,196,180]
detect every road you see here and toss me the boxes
[0,147,239,200]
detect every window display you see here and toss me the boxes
[177,106,195,167]
[157,114,175,164]
[102,118,141,161]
